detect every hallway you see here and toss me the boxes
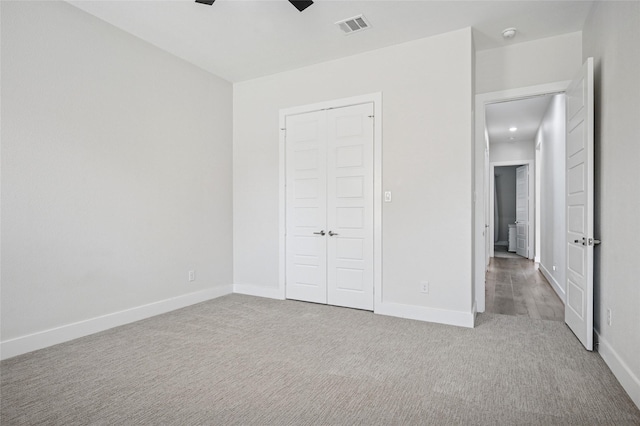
[485,257,564,321]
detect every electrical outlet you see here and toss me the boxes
[188,270,195,282]
[420,281,429,294]
[607,308,612,326]
[384,191,392,203]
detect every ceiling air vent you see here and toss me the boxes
[335,15,371,35]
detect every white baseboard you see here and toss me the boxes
[596,331,640,409]
[0,285,233,361]
[375,301,474,328]
[235,285,474,328]
[539,264,566,303]
[233,283,285,300]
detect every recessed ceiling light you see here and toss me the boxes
[509,127,518,132]
[502,28,517,39]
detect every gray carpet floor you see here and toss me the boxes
[2,294,639,425]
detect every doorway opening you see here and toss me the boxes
[475,60,595,350]
[482,92,567,320]
[493,165,527,259]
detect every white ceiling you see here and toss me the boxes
[485,95,555,145]
[68,0,595,82]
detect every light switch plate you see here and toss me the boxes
[384,191,392,203]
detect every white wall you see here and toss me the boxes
[494,166,517,242]
[234,28,474,321]
[476,32,582,94]
[536,94,566,300]
[583,0,640,408]
[489,140,535,163]
[1,2,233,346]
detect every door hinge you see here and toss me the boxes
[368,115,374,118]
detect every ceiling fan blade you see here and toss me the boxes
[289,1,314,12]
[195,0,215,5]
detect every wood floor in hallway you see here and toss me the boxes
[485,256,565,321]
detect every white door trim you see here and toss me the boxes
[474,81,570,313]
[489,160,534,260]
[278,93,383,307]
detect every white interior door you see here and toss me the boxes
[285,110,328,304]
[515,165,529,258]
[326,104,374,310]
[565,58,595,351]
[285,103,374,311]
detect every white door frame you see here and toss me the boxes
[484,147,491,268]
[474,81,569,313]
[278,93,383,308]
[490,161,534,260]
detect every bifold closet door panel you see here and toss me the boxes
[326,103,374,311]
[285,110,328,304]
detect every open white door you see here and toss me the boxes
[515,165,529,258]
[565,58,595,351]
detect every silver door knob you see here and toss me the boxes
[313,230,326,236]
[328,231,339,237]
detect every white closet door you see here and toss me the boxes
[326,103,374,310]
[285,111,328,304]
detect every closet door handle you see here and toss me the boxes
[328,231,338,237]
[313,230,326,236]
